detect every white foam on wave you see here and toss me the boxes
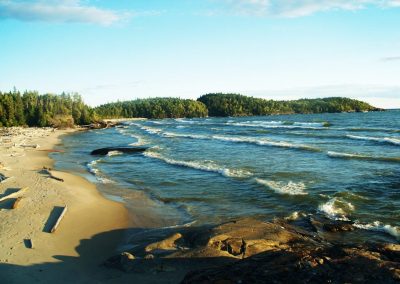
[318,198,355,221]
[346,135,400,146]
[141,126,163,134]
[212,135,319,151]
[327,151,400,163]
[144,151,252,178]
[87,159,100,175]
[285,211,307,221]
[255,178,308,195]
[327,151,360,159]
[162,132,208,140]
[227,120,325,130]
[86,159,114,184]
[293,122,326,127]
[353,221,400,240]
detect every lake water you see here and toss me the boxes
[52,110,400,241]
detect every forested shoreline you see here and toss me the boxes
[0,90,381,127]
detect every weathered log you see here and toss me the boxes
[51,206,68,233]
[20,144,40,148]
[43,167,64,182]
[91,147,147,156]
[12,197,23,209]
[0,187,28,202]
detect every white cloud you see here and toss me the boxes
[224,0,400,17]
[0,0,130,25]
[381,56,400,61]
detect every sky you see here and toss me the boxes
[1,0,400,108]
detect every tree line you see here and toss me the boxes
[197,93,379,117]
[0,90,380,127]
[0,90,95,127]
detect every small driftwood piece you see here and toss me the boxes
[0,187,28,202]
[20,144,40,148]
[51,206,68,233]
[12,197,23,209]
[43,167,64,182]
[24,239,33,249]
[0,175,14,184]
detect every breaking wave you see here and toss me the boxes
[327,151,400,163]
[227,120,328,129]
[255,178,308,195]
[86,159,113,184]
[346,135,400,146]
[144,151,252,178]
[212,135,320,152]
[353,221,400,240]
[318,198,355,221]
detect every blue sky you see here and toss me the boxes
[1,0,400,108]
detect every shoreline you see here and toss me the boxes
[0,127,130,282]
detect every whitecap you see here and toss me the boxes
[327,151,400,163]
[255,178,308,195]
[212,135,319,152]
[144,151,252,178]
[346,135,400,146]
[318,198,354,221]
[353,221,400,240]
[86,159,114,184]
[285,211,306,221]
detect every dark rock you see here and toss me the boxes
[90,147,147,156]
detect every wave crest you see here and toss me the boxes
[255,178,308,195]
[318,198,354,221]
[144,151,252,178]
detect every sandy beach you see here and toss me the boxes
[0,127,130,283]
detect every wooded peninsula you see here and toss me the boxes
[0,90,381,127]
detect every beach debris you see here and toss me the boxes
[24,239,33,249]
[19,144,40,149]
[91,146,147,156]
[0,187,28,202]
[42,167,64,182]
[50,205,68,233]
[12,197,23,209]
[0,173,7,182]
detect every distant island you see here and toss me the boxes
[0,90,382,127]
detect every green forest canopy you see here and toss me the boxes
[0,90,380,127]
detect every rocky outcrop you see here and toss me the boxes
[182,243,400,283]
[104,218,400,283]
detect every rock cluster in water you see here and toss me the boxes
[104,218,399,283]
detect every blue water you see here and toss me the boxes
[52,110,400,240]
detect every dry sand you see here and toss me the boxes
[0,127,131,283]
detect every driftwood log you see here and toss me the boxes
[0,187,28,202]
[91,147,147,156]
[51,206,68,233]
[43,167,64,182]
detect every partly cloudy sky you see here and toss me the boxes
[1,0,399,108]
